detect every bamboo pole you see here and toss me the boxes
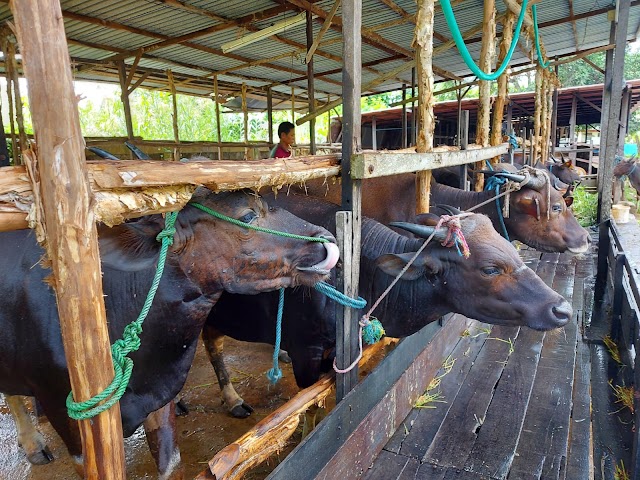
[242,83,249,159]
[491,10,516,165]
[213,75,223,160]
[533,66,543,164]
[10,2,127,478]
[415,0,436,214]
[2,37,18,165]
[167,70,180,161]
[474,0,496,191]
[7,41,28,158]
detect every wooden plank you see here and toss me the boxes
[422,324,521,468]
[268,317,470,480]
[398,319,494,459]
[362,449,410,480]
[351,144,508,179]
[11,2,127,478]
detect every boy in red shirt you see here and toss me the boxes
[270,121,295,158]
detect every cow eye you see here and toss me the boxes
[238,211,258,224]
[551,204,563,213]
[481,266,501,276]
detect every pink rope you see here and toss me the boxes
[333,213,472,374]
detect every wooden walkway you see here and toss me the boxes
[362,250,594,480]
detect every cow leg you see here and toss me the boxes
[5,395,54,465]
[143,401,183,480]
[202,324,254,418]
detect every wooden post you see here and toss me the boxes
[242,83,249,159]
[213,75,223,160]
[550,65,559,157]
[491,10,515,165]
[540,71,549,164]
[117,61,134,142]
[167,70,180,161]
[291,86,296,124]
[10,2,126,479]
[459,110,470,190]
[473,0,495,191]
[267,87,274,151]
[7,41,28,158]
[2,37,18,165]
[415,0,436,213]
[337,0,362,402]
[402,83,407,148]
[569,93,577,160]
[306,10,317,155]
[533,66,543,165]
[600,21,616,166]
[506,102,513,138]
[411,67,417,146]
[598,0,631,224]
[371,115,377,150]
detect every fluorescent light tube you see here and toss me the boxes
[222,12,308,53]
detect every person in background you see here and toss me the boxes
[270,121,295,158]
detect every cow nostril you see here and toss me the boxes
[552,302,572,325]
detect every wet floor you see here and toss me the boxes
[0,338,313,479]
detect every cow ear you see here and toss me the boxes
[415,213,441,226]
[98,220,164,271]
[376,252,442,280]
[513,196,540,220]
[564,196,574,207]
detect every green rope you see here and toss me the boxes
[66,211,179,420]
[189,202,329,243]
[532,4,550,69]
[440,0,529,81]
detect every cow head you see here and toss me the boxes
[486,168,590,254]
[547,156,582,186]
[99,188,339,296]
[378,213,572,332]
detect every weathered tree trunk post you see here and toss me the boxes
[167,70,180,161]
[10,2,127,479]
[415,0,436,213]
[306,10,316,155]
[491,10,516,165]
[213,75,223,160]
[474,0,496,191]
[337,0,362,401]
[117,60,135,142]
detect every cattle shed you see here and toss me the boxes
[1,1,640,480]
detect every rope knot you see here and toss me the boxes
[156,227,176,245]
[436,214,471,258]
[360,315,385,345]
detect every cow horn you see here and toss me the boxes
[477,170,527,183]
[435,204,464,216]
[523,172,548,190]
[389,222,448,242]
[552,177,568,191]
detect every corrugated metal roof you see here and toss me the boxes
[0,0,637,106]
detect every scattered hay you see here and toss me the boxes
[609,381,635,414]
[614,459,630,480]
[461,326,491,338]
[415,356,456,409]
[603,335,623,365]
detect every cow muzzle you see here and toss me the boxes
[297,240,340,275]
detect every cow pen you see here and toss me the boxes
[1,1,640,479]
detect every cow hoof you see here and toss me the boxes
[27,446,54,465]
[174,398,189,416]
[278,350,292,363]
[230,402,254,418]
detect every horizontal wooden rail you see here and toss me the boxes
[0,154,340,231]
[351,144,508,179]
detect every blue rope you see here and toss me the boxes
[508,132,519,149]
[532,5,550,69]
[266,288,285,384]
[484,176,510,241]
[314,281,367,309]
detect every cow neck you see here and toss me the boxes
[358,219,449,337]
[432,182,503,225]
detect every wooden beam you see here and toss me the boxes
[415,0,436,214]
[0,155,341,230]
[306,0,341,64]
[582,56,606,75]
[351,144,509,179]
[124,49,143,91]
[10,1,127,478]
[117,61,134,141]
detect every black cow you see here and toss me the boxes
[0,188,338,479]
[204,193,572,417]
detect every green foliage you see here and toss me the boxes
[571,185,598,227]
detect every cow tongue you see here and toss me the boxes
[297,242,340,274]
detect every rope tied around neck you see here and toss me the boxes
[334,213,473,374]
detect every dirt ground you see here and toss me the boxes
[0,338,325,480]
